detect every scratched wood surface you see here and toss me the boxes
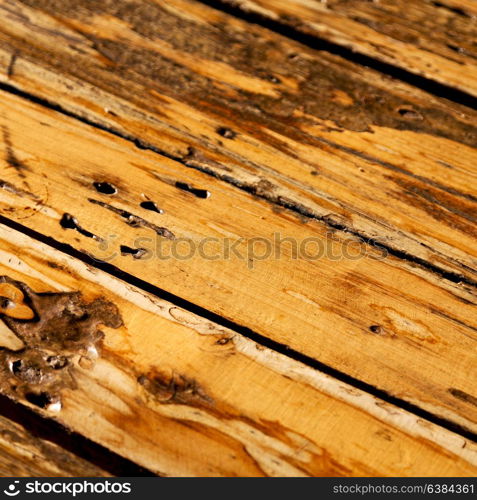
[0,409,109,477]
[216,0,477,99]
[0,0,476,285]
[0,89,476,436]
[0,224,476,476]
[0,0,475,478]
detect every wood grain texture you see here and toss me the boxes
[217,0,477,98]
[0,0,476,284]
[0,224,476,477]
[0,89,476,434]
[0,412,110,476]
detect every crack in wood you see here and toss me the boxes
[0,213,476,443]
[0,81,473,288]
[196,0,477,109]
[88,198,175,239]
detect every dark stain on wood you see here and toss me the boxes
[93,181,118,195]
[88,198,175,239]
[120,245,148,259]
[0,276,122,409]
[7,52,17,79]
[137,370,213,406]
[46,260,63,270]
[2,126,29,178]
[449,388,477,407]
[9,0,477,148]
[174,181,210,199]
[0,179,39,200]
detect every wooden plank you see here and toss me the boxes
[0,410,110,476]
[0,225,476,477]
[435,0,477,17]
[216,0,477,98]
[0,0,476,284]
[0,89,476,434]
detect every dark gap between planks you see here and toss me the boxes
[0,213,475,444]
[0,81,475,289]
[197,0,477,111]
[0,394,157,476]
[0,1,475,471]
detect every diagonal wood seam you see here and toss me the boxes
[0,223,476,473]
[195,0,477,107]
[0,79,475,290]
[0,188,476,445]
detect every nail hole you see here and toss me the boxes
[397,107,423,120]
[24,391,56,409]
[10,359,22,376]
[120,245,148,259]
[0,296,13,309]
[93,182,117,195]
[175,182,210,199]
[140,201,163,214]
[446,43,465,54]
[216,127,236,139]
[10,360,44,384]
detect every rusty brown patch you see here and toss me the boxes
[137,369,213,406]
[448,388,477,407]
[0,276,122,410]
[88,198,175,239]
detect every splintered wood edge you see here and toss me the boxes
[0,223,475,476]
[218,0,477,97]
[0,411,110,477]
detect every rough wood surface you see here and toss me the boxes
[0,89,476,435]
[0,0,476,284]
[0,411,110,476]
[0,0,476,477]
[0,223,476,477]
[217,0,477,98]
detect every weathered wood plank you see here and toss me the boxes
[0,0,476,283]
[0,409,110,476]
[216,0,477,98]
[0,223,476,476]
[436,0,477,17]
[0,89,476,433]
